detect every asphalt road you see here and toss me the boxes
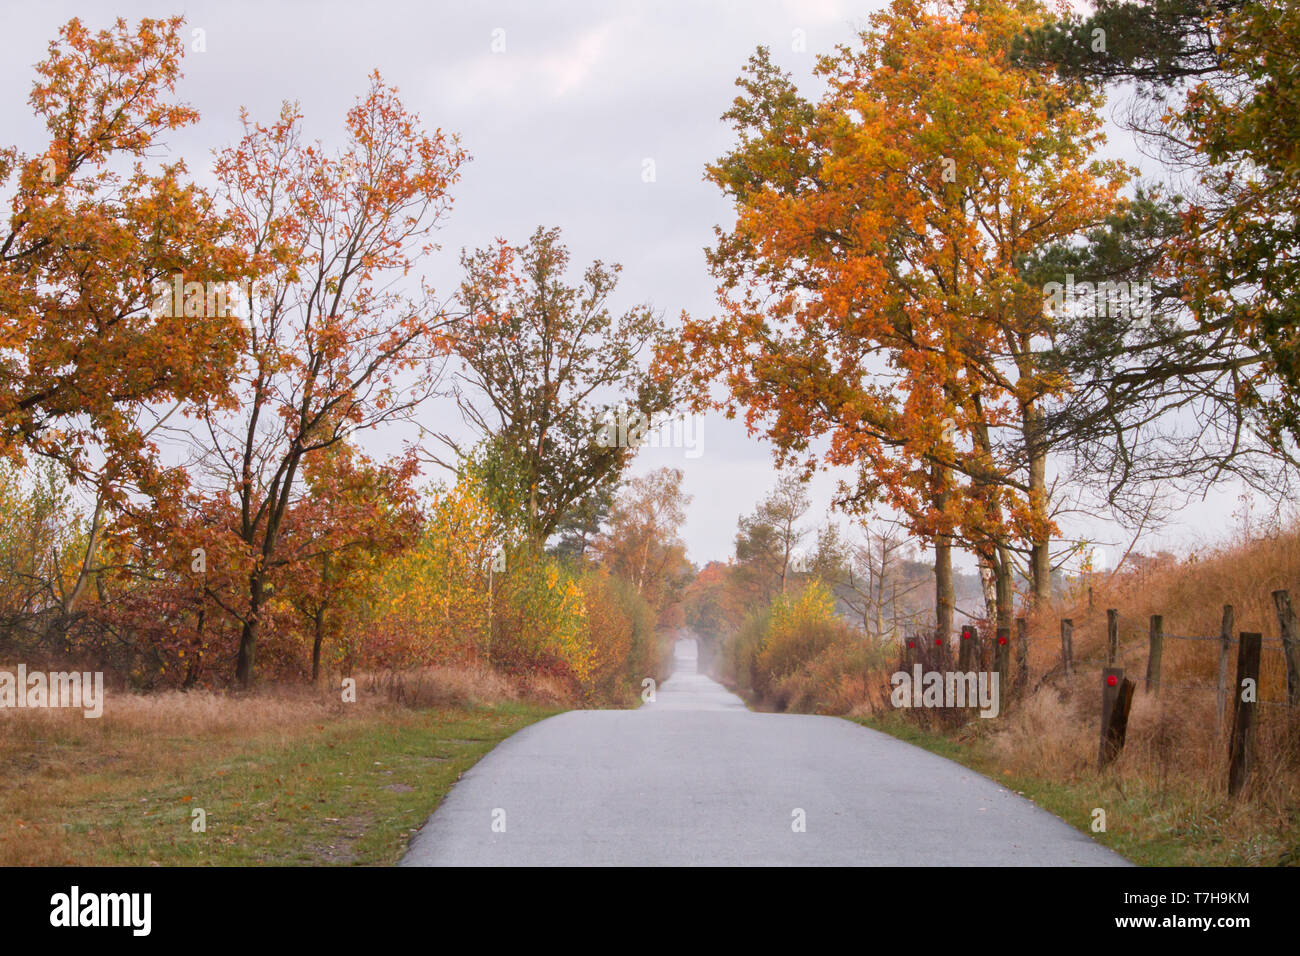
[401,637,1127,866]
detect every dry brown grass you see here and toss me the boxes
[1026,524,1300,696]
[0,662,565,766]
[0,685,349,766]
[363,663,574,709]
[1007,524,1300,803]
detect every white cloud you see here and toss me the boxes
[545,21,617,96]
[436,17,621,107]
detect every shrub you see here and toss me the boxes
[490,551,590,685]
[724,607,769,697]
[756,582,842,689]
[580,569,661,704]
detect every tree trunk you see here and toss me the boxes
[1025,406,1052,605]
[994,542,1015,632]
[977,554,998,622]
[935,534,954,643]
[40,493,106,652]
[528,480,541,547]
[236,618,256,687]
[312,553,330,683]
[235,574,263,688]
[311,606,325,684]
[1030,536,1051,605]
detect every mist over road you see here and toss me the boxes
[401,636,1126,866]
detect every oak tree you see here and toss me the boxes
[192,76,467,686]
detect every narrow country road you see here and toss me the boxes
[401,637,1127,866]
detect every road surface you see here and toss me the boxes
[401,637,1127,866]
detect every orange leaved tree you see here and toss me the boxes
[674,0,1128,631]
[0,17,245,481]
[188,75,467,686]
[276,443,423,682]
[0,17,249,644]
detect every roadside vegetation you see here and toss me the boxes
[0,670,559,866]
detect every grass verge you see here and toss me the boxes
[1,691,556,866]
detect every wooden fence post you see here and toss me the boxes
[1271,590,1300,705]
[958,624,974,670]
[1145,614,1163,695]
[934,628,951,672]
[1228,632,1263,797]
[1060,618,1074,677]
[1107,609,1119,665]
[1015,616,1029,691]
[1216,605,1234,734]
[995,627,1011,712]
[1099,667,1135,769]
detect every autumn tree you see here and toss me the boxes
[277,443,422,681]
[431,227,679,548]
[591,467,693,618]
[188,76,467,686]
[673,0,1128,632]
[368,474,503,669]
[732,471,812,603]
[0,17,251,647]
[0,17,245,485]
[683,561,743,635]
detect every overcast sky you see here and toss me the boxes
[1,0,1261,569]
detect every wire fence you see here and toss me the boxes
[900,593,1300,791]
[1063,614,1296,708]
[1066,664,1291,707]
